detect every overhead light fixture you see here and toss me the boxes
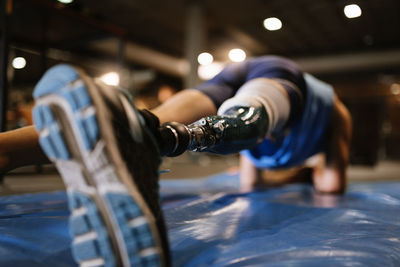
[198,62,224,80]
[391,83,400,95]
[12,57,26,69]
[57,0,73,3]
[344,4,362,18]
[263,17,282,31]
[197,52,214,65]
[100,72,120,86]
[228,49,246,62]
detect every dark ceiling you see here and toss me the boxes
[6,0,400,82]
[4,0,400,164]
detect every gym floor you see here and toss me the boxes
[1,152,399,196]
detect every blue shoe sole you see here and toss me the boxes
[33,65,162,267]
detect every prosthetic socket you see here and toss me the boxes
[158,105,269,157]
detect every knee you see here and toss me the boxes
[313,168,346,194]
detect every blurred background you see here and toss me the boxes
[0,0,400,194]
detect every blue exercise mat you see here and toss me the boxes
[1,173,400,266]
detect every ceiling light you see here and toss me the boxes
[197,52,214,65]
[228,49,246,62]
[57,0,73,3]
[391,84,400,95]
[263,17,282,31]
[100,72,120,86]
[12,57,26,69]
[344,4,362,18]
[198,63,224,80]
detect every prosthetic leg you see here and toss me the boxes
[155,104,269,157]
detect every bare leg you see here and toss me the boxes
[151,89,216,124]
[0,126,49,174]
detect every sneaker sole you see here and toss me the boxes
[33,65,164,267]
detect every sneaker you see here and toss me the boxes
[32,64,170,267]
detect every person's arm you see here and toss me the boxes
[239,155,262,191]
[238,96,352,194]
[312,95,352,194]
[239,155,315,191]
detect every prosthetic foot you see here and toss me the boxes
[32,65,170,267]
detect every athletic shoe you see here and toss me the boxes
[32,64,170,267]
